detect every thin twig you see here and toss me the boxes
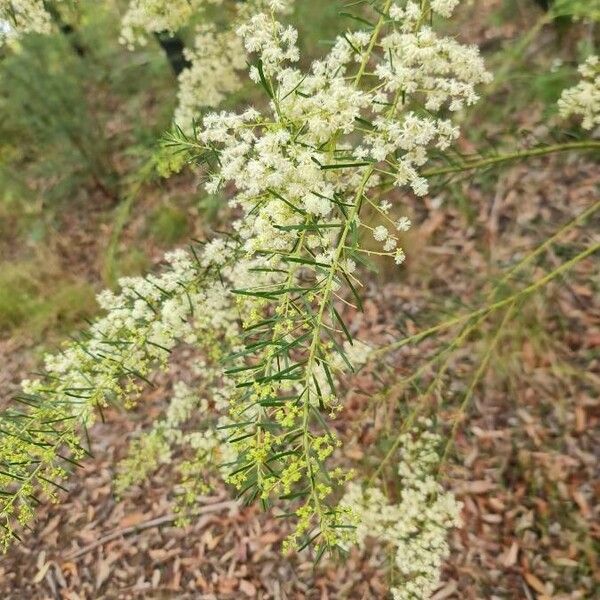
[64,499,238,561]
[422,141,600,178]
[373,238,600,357]
[439,301,516,468]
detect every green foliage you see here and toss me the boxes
[148,204,189,244]
[552,0,600,20]
[530,66,574,106]
[114,247,152,278]
[0,0,176,209]
[197,193,223,222]
[294,0,343,60]
[0,27,115,203]
[154,142,190,178]
[0,260,97,337]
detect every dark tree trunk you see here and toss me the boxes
[534,0,551,9]
[154,33,191,76]
[46,4,87,56]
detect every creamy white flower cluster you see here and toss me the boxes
[2,0,489,565]
[558,55,600,130]
[181,2,489,552]
[341,426,462,600]
[174,0,295,130]
[382,2,489,111]
[25,246,238,425]
[119,0,215,48]
[430,0,460,18]
[116,377,238,509]
[365,1,491,195]
[174,25,246,129]
[0,0,295,129]
[120,0,293,47]
[199,3,489,257]
[370,204,412,263]
[1,239,248,548]
[0,0,61,45]
[120,0,295,130]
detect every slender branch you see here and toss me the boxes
[369,224,599,479]
[371,198,600,359]
[373,240,600,357]
[422,141,600,178]
[438,302,516,467]
[296,0,395,528]
[498,199,600,285]
[354,0,393,85]
[300,167,373,525]
[369,307,489,484]
[362,195,600,445]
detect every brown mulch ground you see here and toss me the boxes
[1,149,598,599]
